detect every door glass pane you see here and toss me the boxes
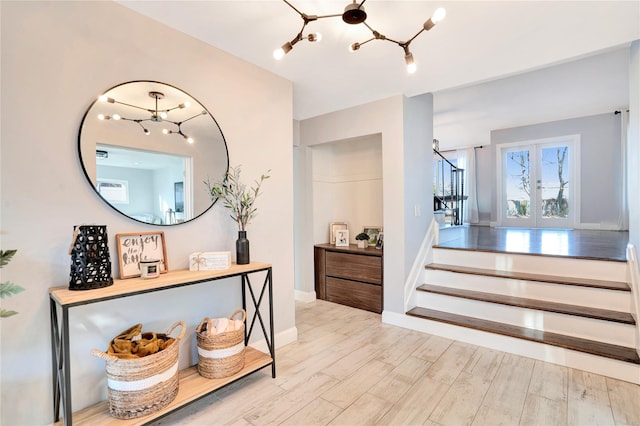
[540,146,569,219]
[506,150,531,218]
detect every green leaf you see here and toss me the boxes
[0,250,17,268]
[0,281,25,299]
[0,309,19,318]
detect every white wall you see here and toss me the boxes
[434,47,631,150]
[299,94,433,314]
[311,135,383,244]
[0,2,295,425]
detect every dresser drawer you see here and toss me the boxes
[325,251,381,284]
[326,277,382,313]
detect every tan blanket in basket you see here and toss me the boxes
[107,324,175,359]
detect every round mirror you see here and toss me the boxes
[78,81,228,225]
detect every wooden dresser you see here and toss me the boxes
[314,244,383,313]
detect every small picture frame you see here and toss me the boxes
[116,232,168,279]
[362,226,383,246]
[375,232,384,250]
[329,222,348,244]
[335,229,349,247]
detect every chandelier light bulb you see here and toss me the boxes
[162,128,170,135]
[349,42,360,52]
[187,137,194,144]
[160,111,168,119]
[273,47,285,60]
[432,7,446,23]
[112,114,121,120]
[308,32,322,42]
[273,41,293,60]
[405,52,417,74]
[98,114,106,120]
[98,94,108,102]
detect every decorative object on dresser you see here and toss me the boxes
[189,251,231,271]
[68,225,113,290]
[196,309,246,379]
[375,232,384,249]
[335,229,350,247]
[329,222,348,244]
[91,321,186,419]
[115,231,168,279]
[206,165,270,265]
[355,232,369,249]
[314,243,383,313]
[362,225,382,246]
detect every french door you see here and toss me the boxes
[498,135,579,228]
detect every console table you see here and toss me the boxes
[49,262,274,426]
[314,244,383,313]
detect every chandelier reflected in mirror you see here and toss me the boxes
[274,0,446,74]
[97,91,208,144]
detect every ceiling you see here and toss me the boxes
[119,1,639,142]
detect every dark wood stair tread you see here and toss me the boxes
[406,307,640,364]
[417,284,635,324]
[426,263,630,291]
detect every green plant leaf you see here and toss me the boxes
[0,309,19,318]
[0,281,25,299]
[0,250,17,268]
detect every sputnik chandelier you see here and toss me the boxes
[97,91,207,144]
[273,0,446,74]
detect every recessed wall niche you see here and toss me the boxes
[311,134,383,244]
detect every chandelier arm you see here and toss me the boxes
[362,21,375,32]
[164,105,183,113]
[381,35,402,45]
[181,111,208,124]
[111,99,154,113]
[118,117,149,134]
[315,13,343,19]
[358,0,367,9]
[282,0,305,18]
[354,37,376,47]
[405,27,425,45]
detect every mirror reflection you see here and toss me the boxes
[79,81,228,225]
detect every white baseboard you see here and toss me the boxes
[295,289,317,303]
[249,326,298,353]
[382,311,640,384]
[489,221,623,230]
[579,222,623,231]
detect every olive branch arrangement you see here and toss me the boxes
[206,165,271,231]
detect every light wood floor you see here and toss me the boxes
[153,300,640,426]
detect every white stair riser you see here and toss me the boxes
[432,248,627,282]
[415,292,635,347]
[425,270,632,313]
[383,311,640,385]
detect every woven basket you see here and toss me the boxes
[196,309,246,379]
[91,321,185,419]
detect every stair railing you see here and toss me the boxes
[433,149,465,226]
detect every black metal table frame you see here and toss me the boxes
[50,266,275,426]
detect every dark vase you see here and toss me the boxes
[236,230,250,265]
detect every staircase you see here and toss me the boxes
[406,246,640,384]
